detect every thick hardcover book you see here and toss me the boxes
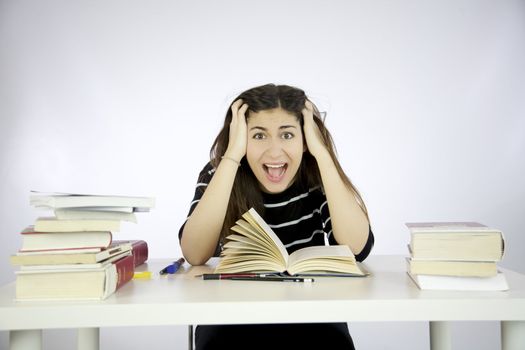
[19,227,112,252]
[406,222,504,261]
[15,254,135,300]
[10,241,133,266]
[215,208,366,276]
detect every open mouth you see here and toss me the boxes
[263,163,288,183]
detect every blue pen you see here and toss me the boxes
[160,257,185,275]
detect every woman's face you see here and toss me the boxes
[246,107,304,194]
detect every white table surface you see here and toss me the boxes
[1,255,525,330]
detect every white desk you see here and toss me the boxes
[1,255,524,350]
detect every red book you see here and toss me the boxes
[113,240,148,267]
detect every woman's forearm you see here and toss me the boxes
[316,153,370,255]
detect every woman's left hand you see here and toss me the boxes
[302,100,329,160]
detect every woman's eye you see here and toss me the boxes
[282,132,294,140]
[253,133,265,140]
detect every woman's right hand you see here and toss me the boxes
[225,99,249,162]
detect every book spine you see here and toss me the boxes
[115,254,135,290]
[131,240,148,267]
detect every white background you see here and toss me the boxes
[1,0,524,349]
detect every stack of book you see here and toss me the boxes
[405,222,508,291]
[10,191,154,301]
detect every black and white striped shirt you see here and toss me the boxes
[178,163,374,262]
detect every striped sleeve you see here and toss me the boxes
[178,162,215,242]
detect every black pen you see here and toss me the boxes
[229,276,314,282]
[200,274,313,282]
[159,258,185,275]
[201,273,278,280]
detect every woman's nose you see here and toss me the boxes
[265,138,283,157]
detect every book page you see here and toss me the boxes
[214,258,286,273]
[244,208,289,264]
[234,220,275,250]
[225,236,283,262]
[288,245,355,266]
[287,245,364,276]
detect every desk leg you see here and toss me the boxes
[77,328,99,350]
[429,321,451,350]
[501,321,525,350]
[9,330,42,350]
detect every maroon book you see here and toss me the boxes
[113,240,148,267]
[114,254,135,290]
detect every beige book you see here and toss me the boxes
[34,217,121,232]
[15,254,135,301]
[406,258,497,277]
[10,241,133,265]
[406,222,504,261]
[19,227,112,252]
[54,209,137,223]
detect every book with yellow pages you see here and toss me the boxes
[215,208,366,276]
[406,222,504,261]
[406,257,498,277]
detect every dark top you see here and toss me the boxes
[178,162,374,262]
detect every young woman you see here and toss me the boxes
[179,84,374,350]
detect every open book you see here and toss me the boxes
[215,208,366,276]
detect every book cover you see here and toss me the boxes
[407,271,509,291]
[215,208,366,276]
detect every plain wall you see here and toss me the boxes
[1,0,524,349]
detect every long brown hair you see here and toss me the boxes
[210,84,368,241]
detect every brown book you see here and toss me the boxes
[15,254,135,300]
